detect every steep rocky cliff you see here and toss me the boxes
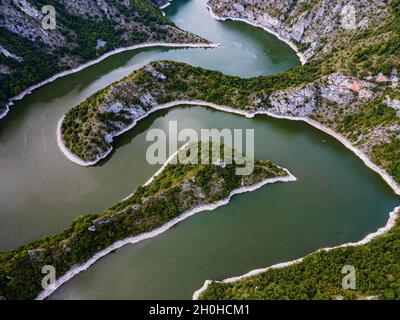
[0,0,206,118]
[208,0,390,61]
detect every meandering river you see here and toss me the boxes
[0,0,398,299]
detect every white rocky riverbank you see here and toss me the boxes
[35,148,296,300]
[193,204,400,300]
[207,0,389,62]
[0,42,217,121]
[58,97,400,301]
[59,98,400,198]
[206,4,307,64]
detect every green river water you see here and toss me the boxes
[0,0,398,299]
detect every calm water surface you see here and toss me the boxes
[0,0,398,299]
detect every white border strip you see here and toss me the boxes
[143,142,190,187]
[57,99,255,167]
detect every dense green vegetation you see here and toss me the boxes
[3,0,400,301]
[199,0,400,300]
[0,0,203,117]
[59,0,400,165]
[333,93,400,184]
[201,210,400,300]
[317,0,400,78]
[0,143,287,300]
[0,28,60,108]
[60,0,399,171]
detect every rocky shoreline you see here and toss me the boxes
[206,4,307,64]
[58,96,400,301]
[255,110,400,197]
[36,171,296,300]
[193,204,400,300]
[207,0,389,62]
[59,98,400,196]
[33,142,297,299]
[153,0,173,9]
[58,100,250,166]
[1,42,217,121]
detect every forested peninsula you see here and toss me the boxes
[0,142,295,300]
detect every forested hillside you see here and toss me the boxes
[0,0,205,118]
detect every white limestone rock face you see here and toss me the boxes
[208,0,389,61]
[269,84,319,117]
[1,0,66,48]
[12,0,43,20]
[144,65,167,80]
[0,45,23,62]
[103,102,124,114]
[264,72,381,118]
[58,0,105,20]
[0,64,12,74]
[319,73,374,106]
[390,69,398,88]
[139,92,158,107]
